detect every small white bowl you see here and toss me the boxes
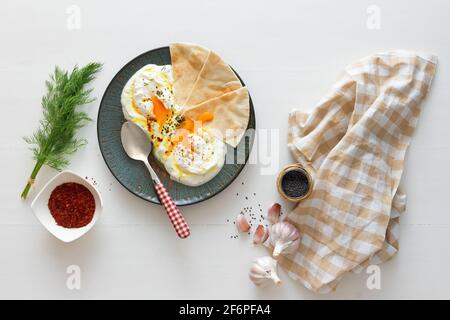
[31,170,103,243]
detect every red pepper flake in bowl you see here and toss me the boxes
[48,183,95,228]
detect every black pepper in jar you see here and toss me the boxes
[277,165,312,201]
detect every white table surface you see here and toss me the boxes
[1,0,449,299]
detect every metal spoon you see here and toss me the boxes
[120,121,190,239]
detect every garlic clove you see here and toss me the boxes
[253,224,269,245]
[236,214,251,233]
[269,221,300,257]
[249,256,281,286]
[267,203,281,224]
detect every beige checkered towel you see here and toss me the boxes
[280,51,437,293]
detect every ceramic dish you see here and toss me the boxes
[31,170,103,242]
[97,46,255,206]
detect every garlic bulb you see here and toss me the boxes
[269,221,300,257]
[253,224,269,245]
[267,203,281,224]
[249,256,281,286]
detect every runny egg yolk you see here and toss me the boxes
[198,111,214,123]
[180,117,194,132]
[167,112,215,154]
[150,107,215,157]
[151,96,171,127]
[177,111,213,133]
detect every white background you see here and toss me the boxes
[1,0,449,299]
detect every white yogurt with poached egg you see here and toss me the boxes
[121,64,226,186]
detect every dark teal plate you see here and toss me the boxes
[97,46,255,206]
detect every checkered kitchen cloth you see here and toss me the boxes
[279,51,437,293]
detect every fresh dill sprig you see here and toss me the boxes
[21,62,102,199]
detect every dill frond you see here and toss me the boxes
[21,63,102,199]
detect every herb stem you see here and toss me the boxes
[20,159,45,199]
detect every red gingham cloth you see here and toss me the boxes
[154,183,190,239]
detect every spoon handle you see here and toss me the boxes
[154,183,190,239]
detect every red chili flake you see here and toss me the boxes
[48,183,95,228]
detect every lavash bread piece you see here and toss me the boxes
[170,42,250,148]
[184,49,243,107]
[182,87,250,147]
[170,42,210,106]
